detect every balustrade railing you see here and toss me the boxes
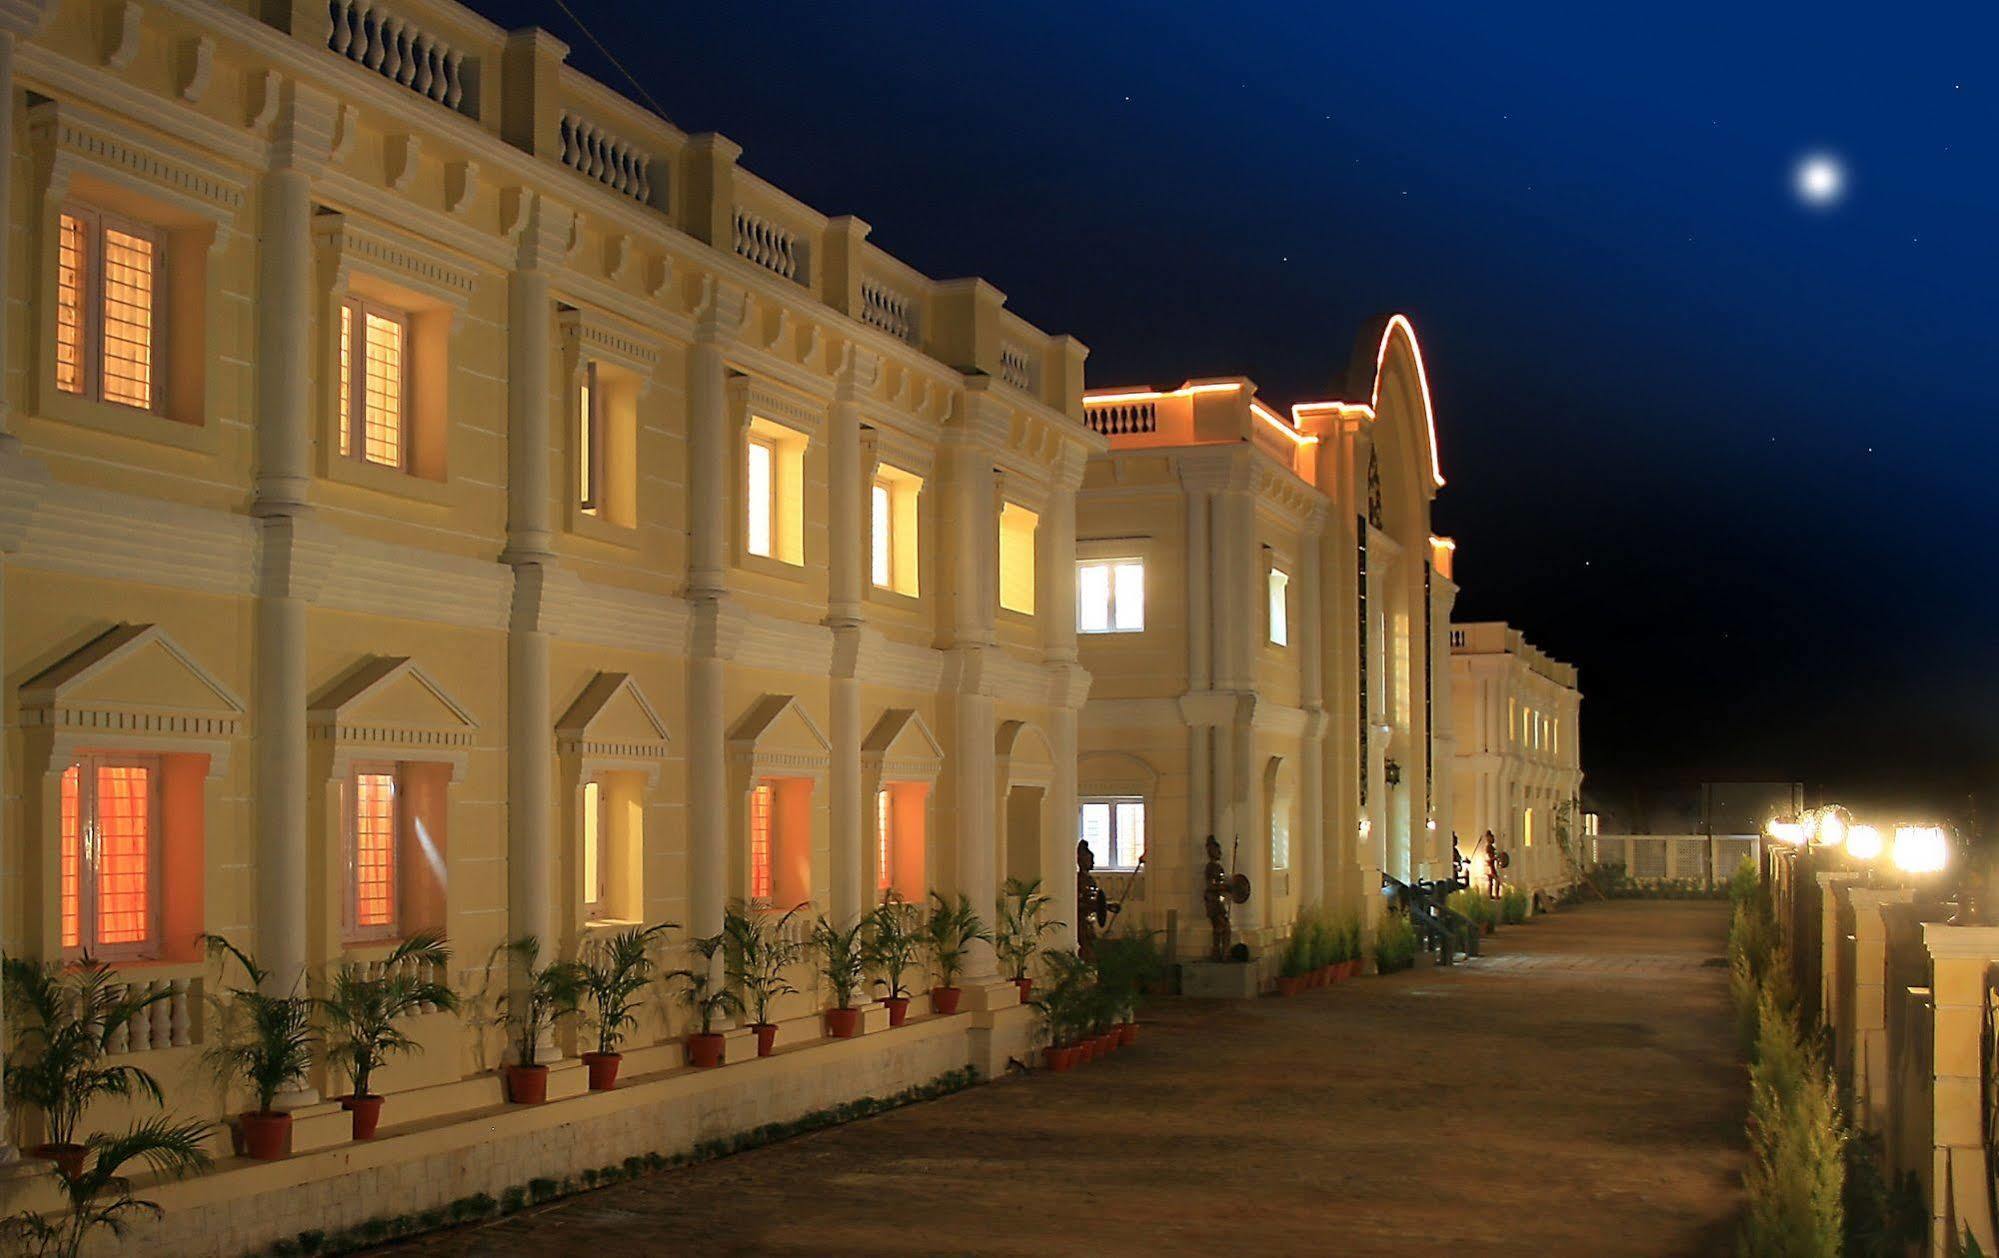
[1083,399,1157,437]
[325,1,474,115]
[859,276,917,343]
[105,976,199,1055]
[732,207,802,282]
[558,112,653,204]
[998,342,1036,393]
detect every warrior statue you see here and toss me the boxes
[1201,835,1252,962]
[1451,834,1469,889]
[1076,839,1112,960]
[1479,829,1508,899]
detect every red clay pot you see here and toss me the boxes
[1013,977,1034,1003]
[883,995,911,1027]
[1078,1039,1097,1064]
[31,1143,86,1181]
[1043,1045,1072,1072]
[1098,1031,1119,1055]
[1277,975,1305,997]
[686,1032,726,1068]
[826,1006,860,1038]
[1347,959,1364,979]
[753,1023,779,1057]
[582,1051,622,1091]
[239,1110,292,1160]
[505,1064,549,1104]
[931,986,963,1015]
[340,1093,385,1140]
[1117,1021,1138,1047]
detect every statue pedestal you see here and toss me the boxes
[1181,960,1260,1000]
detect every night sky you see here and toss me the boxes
[480,1,1996,826]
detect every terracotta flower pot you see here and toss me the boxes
[505,1063,549,1105]
[1076,1039,1095,1064]
[1117,1021,1138,1047]
[883,995,911,1027]
[1348,959,1364,979]
[1043,1045,1072,1072]
[31,1142,86,1181]
[340,1093,385,1140]
[753,1023,779,1057]
[1277,975,1305,997]
[582,1051,622,1091]
[1098,1031,1119,1055]
[686,1032,726,1068]
[931,986,963,1015]
[826,1006,860,1038]
[239,1110,292,1161]
[1013,977,1034,1003]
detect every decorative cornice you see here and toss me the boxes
[29,96,246,225]
[313,210,480,311]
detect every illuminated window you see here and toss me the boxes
[1268,568,1290,646]
[58,755,159,956]
[872,481,893,588]
[870,463,922,596]
[1078,797,1144,871]
[748,781,774,907]
[338,296,409,469]
[745,436,775,558]
[876,788,893,892]
[582,780,604,917]
[53,207,162,411]
[578,363,602,514]
[1077,559,1144,634]
[998,502,1038,615]
[1271,802,1291,871]
[347,766,401,941]
[1522,808,1536,849]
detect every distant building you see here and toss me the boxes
[1448,622,1582,902]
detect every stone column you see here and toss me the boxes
[941,426,999,984]
[684,288,738,943]
[824,353,867,923]
[503,203,562,1059]
[1297,519,1324,909]
[1039,464,1081,949]
[1848,887,1916,1130]
[1817,870,1859,1035]
[1922,923,1999,1255]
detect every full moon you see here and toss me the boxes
[1794,153,1847,208]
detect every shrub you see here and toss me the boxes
[1499,886,1530,925]
[1281,914,1314,978]
[1374,915,1418,974]
[1739,988,1846,1257]
[1445,890,1496,933]
[1728,855,1762,908]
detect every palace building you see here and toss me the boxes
[1448,621,1583,904]
[0,0,1544,1248]
[0,0,1100,1246]
[1074,318,1458,969]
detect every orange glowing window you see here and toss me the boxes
[53,207,161,410]
[876,789,893,892]
[349,768,400,939]
[749,782,774,906]
[337,297,408,470]
[579,363,602,513]
[57,756,158,955]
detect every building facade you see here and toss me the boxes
[0,0,1102,1246]
[1447,621,1582,903]
[1073,317,1457,966]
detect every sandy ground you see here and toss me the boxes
[376,900,1744,1257]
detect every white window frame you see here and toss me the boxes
[55,204,166,414]
[1267,567,1290,646]
[871,479,894,590]
[1079,795,1146,872]
[578,361,603,514]
[59,752,164,960]
[343,761,404,944]
[338,295,412,471]
[1076,558,1145,634]
[1271,800,1291,871]
[581,778,606,919]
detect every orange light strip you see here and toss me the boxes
[1082,381,1245,405]
[1429,535,1457,551]
[1285,315,1447,488]
[1250,399,1317,448]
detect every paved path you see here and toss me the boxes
[384,901,1744,1257]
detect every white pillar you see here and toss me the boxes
[943,435,999,979]
[685,296,734,943]
[1297,520,1325,908]
[1040,470,1080,949]
[825,360,866,923]
[0,30,25,1152]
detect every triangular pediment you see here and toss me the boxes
[729,694,830,776]
[863,708,944,781]
[309,657,477,747]
[21,624,244,734]
[558,672,670,758]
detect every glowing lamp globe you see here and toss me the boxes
[1766,819,1807,846]
[1846,825,1883,861]
[1892,826,1949,875]
[1816,809,1847,849]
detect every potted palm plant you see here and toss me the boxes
[0,1115,211,1258]
[1092,931,1164,1047]
[996,877,1061,1002]
[723,901,801,1057]
[318,931,457,1138]
[669,934,742,1067]
[1277,921,1311,997]
[571,923,672,1091]
[199,935,316,1160]
[864,896,924,1026]
[486,936,582,1104]
[2,955,174,1180]
[1032,951,1095,1071]
[812,915,867,1038]
[923,892,991,1015]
